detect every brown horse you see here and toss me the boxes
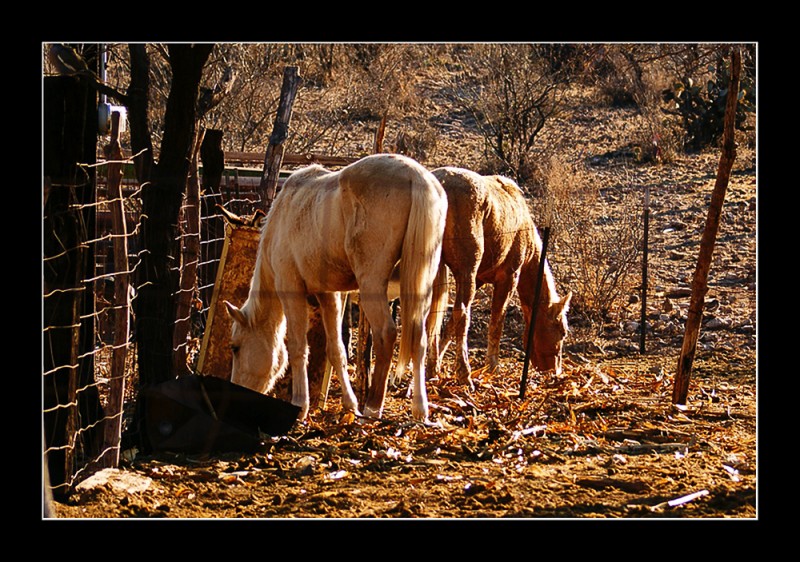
[225,154,447,421]
[423,166,571,387]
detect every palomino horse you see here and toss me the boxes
[225,153,447,421]
[423,166,571,387]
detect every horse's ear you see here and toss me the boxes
[225,301,247,325]
[560,292,573,313]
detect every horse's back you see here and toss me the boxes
[265,165,355,292]
[340,153,438,204]
[481,175,535,240]
[267,154,444,295]
[432,166,530,232]
[433,167,534,280]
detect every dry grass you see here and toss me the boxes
[535,154,643,325]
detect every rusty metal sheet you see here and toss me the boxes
[197,223,260,380]
[196,222,329,406]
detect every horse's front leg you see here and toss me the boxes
[485,274,517,375]
[316,292,360,415]
[449,272,476,385]
[282,295,311,420]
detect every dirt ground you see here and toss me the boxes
[51,78,758,520]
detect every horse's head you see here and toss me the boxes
[224,300,287,394]
[533,291,572,375]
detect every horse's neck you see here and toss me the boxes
[244,254,284,328]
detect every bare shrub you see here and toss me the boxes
[585,45,683,163]
[536,155,643,326]
[591,45,664,110]
[336,44,429,123]
[202,44,284,152]
[445,44,569,183]
[389,122,439,162]
[199,44,435,157]
[629,112,683,164]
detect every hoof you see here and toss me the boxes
[456,373,474,390]
[389,373,408,390]
[362,405,383,419]
[411,402,429,423]
[412,413,429,424]
[342,398,360,415]
[455,364,472,385]
[292,399,310,421]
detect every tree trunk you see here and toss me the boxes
[127,44,153,185]
[673,49,741,405]
[135,44,213,391]
[99,111,130,468]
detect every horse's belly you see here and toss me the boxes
[300,257,358,293]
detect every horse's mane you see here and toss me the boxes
[484,174,558,299]
[531,225,561,305]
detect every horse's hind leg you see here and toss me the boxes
[316,292,359,414]
[358,288,397,419]
[408,320,430,422]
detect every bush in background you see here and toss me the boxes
[660,47,756,152]
[534,155,643,328]
[444,44,571,183]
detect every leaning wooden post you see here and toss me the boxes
[519,226,551,399]
[259,66,302,210]
[673,49,741,405]
[100,111,130,468]
[640,184,650,354]
[373,114,387,154]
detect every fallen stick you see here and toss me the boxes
[615,442,692,455]
[650,489,709,511]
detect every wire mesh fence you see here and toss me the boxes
[43,153,267,498]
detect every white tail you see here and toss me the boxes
[394,171,447,388]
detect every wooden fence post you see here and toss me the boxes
[200,129,226,310]
[673,49,741,405]
[260,66,302,209]
[640,184,650,353]
[99,111,130,468]
[173,128,205,376]
[373,114,387,154]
